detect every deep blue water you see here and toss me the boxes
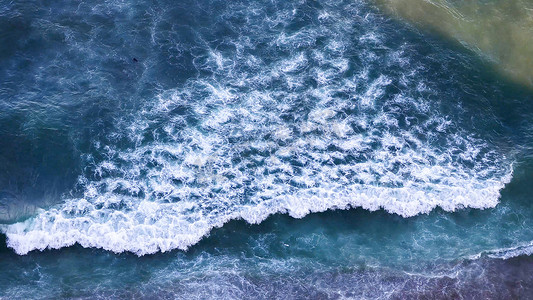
[1,0,533,298]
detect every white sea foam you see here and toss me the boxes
[480,242,533,260]
[3,0,513,255]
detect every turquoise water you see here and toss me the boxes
[1,0,533,298]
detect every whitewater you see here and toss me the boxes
[2,0,513,256]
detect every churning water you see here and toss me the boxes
[1,0,533,298]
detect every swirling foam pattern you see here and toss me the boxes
[4,0,512,255]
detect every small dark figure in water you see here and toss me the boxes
[133,58,138,63]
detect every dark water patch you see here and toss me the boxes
[0,116,80,222]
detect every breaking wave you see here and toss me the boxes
[3,0,512,255]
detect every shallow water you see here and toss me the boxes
[1,0,533,298]
[373,0,533,88]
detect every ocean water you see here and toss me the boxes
[1,0,533,298]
